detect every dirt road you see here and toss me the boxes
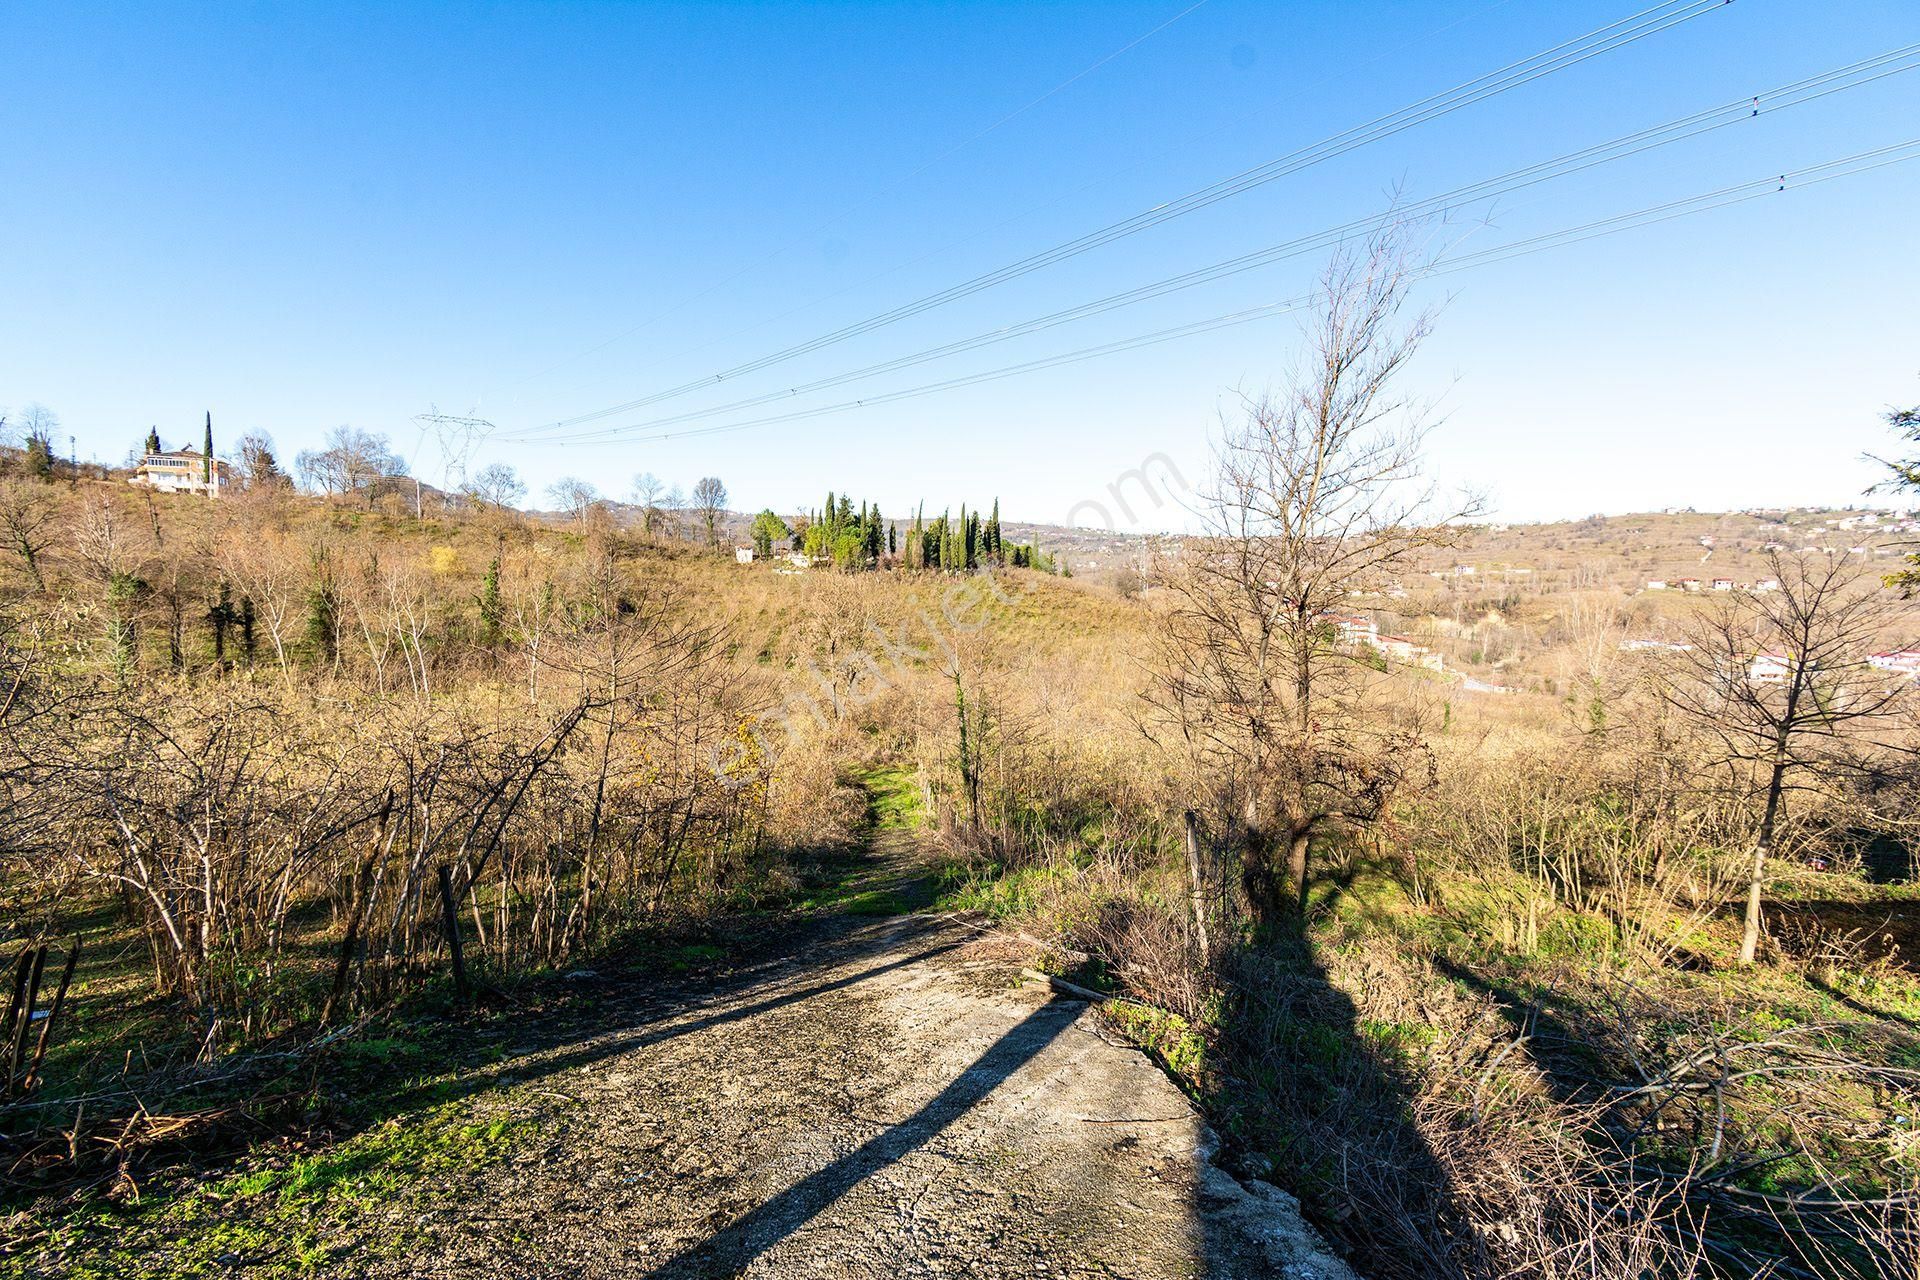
[369,833,1355,1279]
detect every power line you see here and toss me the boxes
[504,0,1219,388]
[534,0,1732,430]
[522,0,1521,402]
[507,42,1919,445]
[517,139,1920,447]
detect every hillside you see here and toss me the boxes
[1,473,1917,1280]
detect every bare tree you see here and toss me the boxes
[633,472,667,539]
[1664,551,1912,965]
[1143,229,1479,925]
[17,404,59,444]
[18,404,59,478]
[692,476,728,548]
[659,484,687,540]
[547,476,601,523]
[296,426,406,503]
[234,431,290,491]
[465,462,527,510]
[0,479,60,590]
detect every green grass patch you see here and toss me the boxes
[17,1103,531,1279]
[1103,999,1208,1084]
[930,863,1070,920]
[861,766,925,831]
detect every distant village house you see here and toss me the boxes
[128,418,229,497]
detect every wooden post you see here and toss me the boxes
[2,948,30,1097]
[438,866,470,1005]
[323,796,392,1028]
[8,945,47,1096]
[1184,810,1211,966]
[25,939,79,1094]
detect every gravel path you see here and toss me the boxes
[372,835,1355,1279]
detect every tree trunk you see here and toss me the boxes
[1741,757,1790,967]
[1183,810,1211,965]
[1738,837,1768,966]
[1287,830,1311,917]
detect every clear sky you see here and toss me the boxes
[4,1,1917,529]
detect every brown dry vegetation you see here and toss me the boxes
[3,449,1920,1280]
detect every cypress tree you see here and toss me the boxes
[987,498,1001,561]
[208,581,234,667]
[478,555,504,649]
[144,426,161,455]
[239,597,257,665]
[888,521,897,558]
[202,412,214,486]
[305,553,338,665]
[23,434,52,480]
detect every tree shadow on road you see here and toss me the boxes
[1200,926,1482,1280]
[637,995,1082,1278]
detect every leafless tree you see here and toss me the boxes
[633,472,668,539]
[17,403,59,445]
[547,476,601,522]
[1143,227,1480,925]
[0,479,60,590]
[659,484,688,540]
[1663,551,1913,964]
[692,476,728,548]
[234,431,290,491]
[296,426,406,503]
[464,462,527,510]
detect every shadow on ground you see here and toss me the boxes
[1200,926,1478,1280]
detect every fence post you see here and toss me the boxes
[1184,810,1212,966]
[7,946,47,1096]
[437,866,470,1006]
[25,939,80,1094]
[2,948,32,1098]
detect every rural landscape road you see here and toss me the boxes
[360,830,1357,1279]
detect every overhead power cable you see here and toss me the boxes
[535,0,1732,430]
[516,139,1920,446]
[505,42,1919,445]
[508,0,1219,387]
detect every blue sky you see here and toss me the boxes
[4,0,1917,527]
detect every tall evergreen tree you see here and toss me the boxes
[202,412,214,485]
[144,426,161,455]
[987,498,1001,561]
[22,434,52,480]
[477,556,504,649]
